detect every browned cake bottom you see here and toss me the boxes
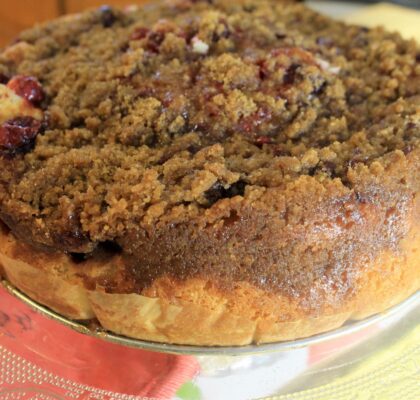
[0,0,419,346]
[0,221,418,346]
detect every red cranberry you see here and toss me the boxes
[0,73,9,84]
[130,27,150,41]
[120,43,129,52]
[239,115,256,134]
[257,59,269,80]
[183,29,198,44]
[283,63,300,85]
[0,117,41,154]
[162,92,174,107]
[146,31,165,53]
[273,146,289,157]
[7,75,44,106]
[275,32,287,40]
[239,108,272,135]
[322,161,337,174]
[136,85,156,98]
[207,103,219,117]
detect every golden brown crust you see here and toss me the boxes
[0,224,94,319]
[0,221,418,345]
[0,0,419,346]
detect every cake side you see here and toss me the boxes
[1,206,418,345]
[0,0,419,345]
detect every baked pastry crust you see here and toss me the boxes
[1,216,419,345]
[0,0,419,345]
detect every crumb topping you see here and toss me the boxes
[0,0,419,297]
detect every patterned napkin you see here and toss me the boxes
[0,286,200,399]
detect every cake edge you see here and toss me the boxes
[0,220,418,346]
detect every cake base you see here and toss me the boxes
[0,223,418,346]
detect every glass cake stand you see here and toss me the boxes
[1,279,419,400]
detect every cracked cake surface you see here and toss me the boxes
[0,0,419,317]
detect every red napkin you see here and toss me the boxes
[0,286,200,399]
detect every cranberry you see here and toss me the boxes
[204,180,246,205]
[146,31,165,53]
[239,107,272,135]
[273,146,289,157]
[0,117,41,154]
[99,6,117,28]
[0,73,9,84]
[162,92,174,107]
[130,27,150,41]
[257,59,269,80]
[183,29,199,44]
[275,32,287,40]
[239,115,257,134]
[7,75,44,106]
[283,63,299,85]
[207,103,219,117]
[322,161,337,174]
[348,156,368,169]
[120,43,129,52]
[136,85,156,98]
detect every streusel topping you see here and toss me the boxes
[0,1,418,296]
